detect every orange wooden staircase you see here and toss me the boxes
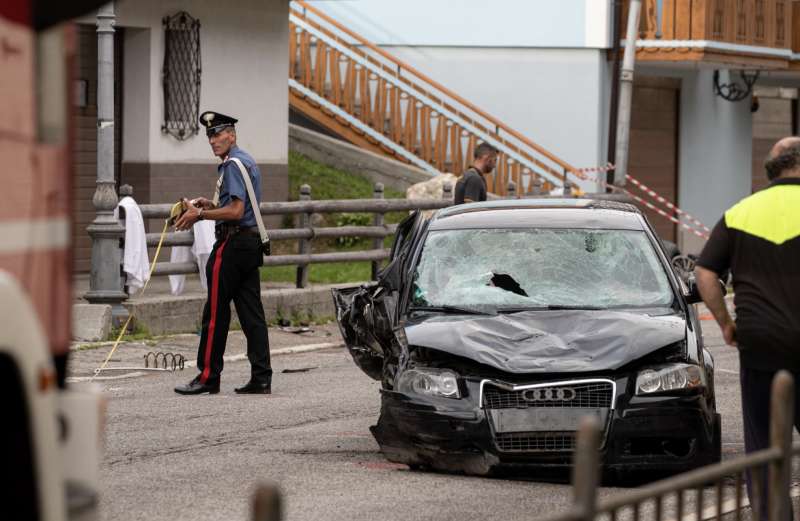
[288,1,581,195]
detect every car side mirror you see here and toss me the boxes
[684,273,727,305]
[684,274,702,305]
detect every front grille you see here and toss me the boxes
[483,381,613,409]
[495,431,576,453]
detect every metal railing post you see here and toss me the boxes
[371,182,384,280]
[251,483,282,521]
[507,181,516,199]
[768,371,794,521]
[296,184,311,289]
[442,182,452,202]
[572,416,601,521]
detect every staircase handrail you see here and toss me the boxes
[291,1,580,182]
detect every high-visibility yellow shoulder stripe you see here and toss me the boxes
[725,185,800,245]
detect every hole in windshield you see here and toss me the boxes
[411,228,674,312]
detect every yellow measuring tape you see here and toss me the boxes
[90,201,185,380]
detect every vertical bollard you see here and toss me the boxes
[296,184,311,289]
[442,182,453,205]
[251,483,282,521]
[507,181,516,199]
[572,416,601,521]
[372,183,385,281]
[768,371,794,521]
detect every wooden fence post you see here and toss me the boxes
[251,483,282,521]
[768,371,794,521]
[296,184,311,289]
[572,416,601,521]
[371,182,384,281]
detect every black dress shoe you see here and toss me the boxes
[174,377,220,395]
[234,380,271,394]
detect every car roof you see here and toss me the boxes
[428,198,647,231]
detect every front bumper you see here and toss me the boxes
[371,378,717,476]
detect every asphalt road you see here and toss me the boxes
[68,316,787,521]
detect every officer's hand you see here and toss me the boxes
[190,197,213,210]
[174,206,201,231]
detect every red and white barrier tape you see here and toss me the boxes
[616,187,709,240]
[571,163,710,240]
[624,175,711,233]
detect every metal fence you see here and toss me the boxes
[545,371,797,521]
[131,182,454,288]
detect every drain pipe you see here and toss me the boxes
[612,0,642,187]
[606,0,623,190]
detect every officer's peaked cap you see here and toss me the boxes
[199,111,238,136]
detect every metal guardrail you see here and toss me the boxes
[130,182,454,288]
[544,371,797,521]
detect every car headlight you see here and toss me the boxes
[635,364,706,395]
[396,367,461,399]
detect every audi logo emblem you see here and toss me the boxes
[521,387,576,402]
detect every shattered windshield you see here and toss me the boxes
[411,228,674,311]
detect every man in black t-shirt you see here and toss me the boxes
[454,142,497,204]
[696,136,800,521]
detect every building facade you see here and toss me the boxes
[72,0,289,271]
[305,0,800,251]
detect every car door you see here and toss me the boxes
[332,211,423,381]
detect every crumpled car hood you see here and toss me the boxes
[404,310,686,373]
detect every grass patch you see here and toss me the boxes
[106,322,152,342]
[272,151,404,283]
[261,261,375,284]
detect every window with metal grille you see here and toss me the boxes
[161,11,201,140]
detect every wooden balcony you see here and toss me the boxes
[624,0,798,69]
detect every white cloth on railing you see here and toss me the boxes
[168,220,216,295]
[115,196,150,294]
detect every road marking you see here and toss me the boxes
[67,341,345,382]
[716,368,739,375]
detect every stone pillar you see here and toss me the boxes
[85,2,127,311]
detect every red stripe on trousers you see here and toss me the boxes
[200,239,229,384]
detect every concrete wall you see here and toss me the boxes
[78,0,290,214]
[305,0,612,48]
[677,70,753,253]
[289,124,430,192]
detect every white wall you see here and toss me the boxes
[305,0,611,49]
[114,0,288,164]
[678,69,753,252]
[386,46,611,186]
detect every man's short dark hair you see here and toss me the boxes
[474,142,498,160]
[765,143,800,181]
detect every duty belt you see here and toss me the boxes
[215,223,260,240]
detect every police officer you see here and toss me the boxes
[174,111,272,395]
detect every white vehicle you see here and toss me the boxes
[1,273,103,521]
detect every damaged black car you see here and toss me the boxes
[333,199,721,478]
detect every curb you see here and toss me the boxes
[66,341,344,383]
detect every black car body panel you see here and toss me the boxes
[404,310,686,373]
[332,200,721,477]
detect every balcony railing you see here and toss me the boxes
[628,0,795,52]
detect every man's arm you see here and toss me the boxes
[175,199,244,230]
[695,266,736,346]
[694,217,735,346]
